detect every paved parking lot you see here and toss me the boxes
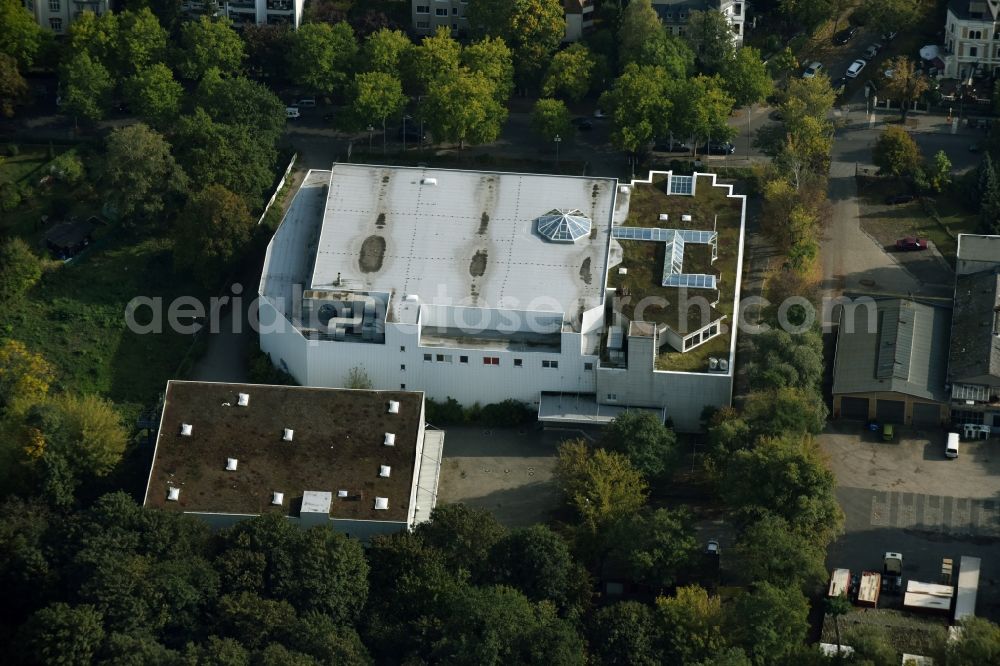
[821,426,1000,619]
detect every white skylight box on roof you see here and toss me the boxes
[272,491,284,505]
[338,490,349,498]
[237,393,250,407]
[283,428,294,441]
[384,432,396,446]
[180,423,193,436]
[167,487,180,501]
[226,458,238,471]
[681,214,692,222]
[379,465,391,478]
[374,497,389,510]
[536,208,592,243]
[659,213,669,221]
[387,400,400,414]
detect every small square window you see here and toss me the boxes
[452,7,458,14]
[424,353,432,362]
[435,7,447,16]
[460,355,468,363]
[542,360,559,369]
[416,4,429,13]
[514,358,523,367]
[607,393,617,401]
[49,17,62,30]
[400,345,405,352]
[400,384,406,390]
[416,20,429,28]
[48,0,59,11]
[584,362,594,370]
[436,354,444,362]
[400,364,406,371]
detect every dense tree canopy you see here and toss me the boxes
[555,439,648,532]
[0,53,28,117]
[0,238,43,305]
[466,0,565,83]
[101,123,187,222]
[59,52,113,122]
[0,0,45,66]
[600,63,673,154]
[420,68,507,147]
[174,184,254,286]
[123,63,182,127]
[873,125,922,179]
[601,410,678,480]
[177,16,245,80]
[542,43,595,102]
[362,27,412,76]
[287,21,357,95]
[0,339,54,419]
[531,98,573,143]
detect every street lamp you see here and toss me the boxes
[554,134,562,168]
[367,125,374,153]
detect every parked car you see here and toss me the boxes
[297,97,316,107]
[895,237,928,251]
[846,59,867,78]
[885,194,914,205]
[863,43,883,59]
[699,141,736,155]
[285,106,300,119]
[803,61,823,78]
[654,139,690,152]
[832,77,848,95]
[881,31,898,42]
[706,540,721,556]
[833,27,859,45]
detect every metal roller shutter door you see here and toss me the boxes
[912,402,941,427]
[840,396,869,420]
[876,399,906,423]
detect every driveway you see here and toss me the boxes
[821,425,1000,620]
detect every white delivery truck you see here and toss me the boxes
[945,432,959,459]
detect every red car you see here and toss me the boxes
[896,237,928,251]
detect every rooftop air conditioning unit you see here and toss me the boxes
[619,185,629,194]
[387,400,400,414]
[384,432,396,446]
[379,465,391,478]
[180,423,193,436]
[619,267,628,275]
[283,428,294,441]
[237,393,250,407]
[709,357,719,370]
[167,487,180,501]
[374,497,389,510]
[226,458,238,471]
[272,491,284,505]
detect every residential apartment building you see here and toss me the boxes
[943,0,1000,79]
[652,0,745,44]
[410,0,594,42]
[176,0,304,29]
[21,0,108,34]
[258,165,747,432]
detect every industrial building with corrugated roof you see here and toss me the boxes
[143,380,443,539]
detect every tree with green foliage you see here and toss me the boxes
[693,648,752,666]
[415,503,506,577]
[767,47,799,81]
[669,74,736,150]
[980,155,1000,234]
[487,525,589,614]
[854,0,920,34]
[781,74,837,125]
[882,56,929,122]
[349,71,406,142]
[724,47,773,109]
[608,508,698,590]
[600,63,672,155]
[66,10,119,67]
[944,617,1000,664]
[873,125,922,178]
[0,0,45,66]
[618,2,692,77]
[115,8,168,78]
[17,603,105,666]
[742,386,828,437]
[735,514,828,593]
[745,328,824,391]
[123,63,182,127]
[825,593,851,656]
[601,410,678,480]
[25,393,128,479]
[542,43,594,102]
[727,583,810,666]
[655,585,727,665]
[0,339,53,419]
[362,27,412,76]
[591,602,661,666]
[466,0,565,84]
[554,439,648,532]
[287,21,356,95]
[927,150,952,193]
[420,68,506,148]
[177,15,245,79]
[216,592,297,649]
[102,123,187,223]
[243,24,292,82]
[841,626,898,666]
[174,184,254,286]
[193,70,286,144]
[59,52,113,122]
[0,238,43,305]
[684,10,735,75]
[461,36,514,103]
[722,435,842,543]
[530,98,573,143]
[0,53,28,117]
[405,26,461,94]
[778,0,835,32]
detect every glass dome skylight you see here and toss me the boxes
[536,209,592,243]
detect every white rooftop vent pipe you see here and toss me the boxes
[384,432,396,446]
[167,487,180,501]
[180,423,193,436]
[379,465,391,478]
[272,491,284,506]
[387,401,400,414]
[374,497,389,510]
[237,393,250,407]
[226,458,238,471]
[283,428,294,441]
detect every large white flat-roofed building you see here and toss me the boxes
[143,381,443,540]
[258,165,747,432]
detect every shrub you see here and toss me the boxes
[0,181,22,211]
[0,238,44,303]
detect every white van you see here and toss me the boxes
[945,432,959,459]
[285,107,300,119]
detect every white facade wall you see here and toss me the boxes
[944,8,1000,78]
[225,0,304,29]
[22,0,108,34]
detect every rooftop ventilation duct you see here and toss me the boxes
[272,491,284,505]
[384,432,396,446]
[374,497,389,510]
[167,487,180,501]
[237,393,250,407]
[226,458,238,471]
[387,401,400,414]
[283,428,294,441]
[379,465,391,478]
[180,423,193,436]
[619,185,630,193]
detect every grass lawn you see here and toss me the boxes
[856,178,980,265]
[0,146,51,184]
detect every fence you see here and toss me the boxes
[257,152,297,226]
